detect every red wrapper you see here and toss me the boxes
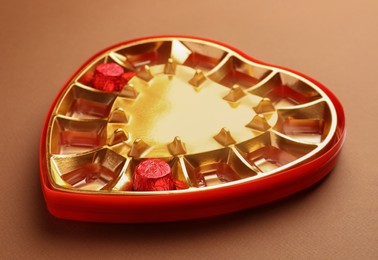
[92,63,128,92]
[133,159,175,191]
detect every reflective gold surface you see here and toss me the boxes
[46,37,337,194]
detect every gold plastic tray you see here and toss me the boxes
[45,37,337,195]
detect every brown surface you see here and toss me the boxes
[0,0,377,259]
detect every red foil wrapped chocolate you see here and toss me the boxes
[133,159,175,191]
[92,63,127,92]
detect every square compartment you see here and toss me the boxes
[250,73,322,106]
[181,40,228,72]
[236,132,317,173]
[57,85,117,119]
[183,148,257,188]
[274,101,332,143]
[50,117,107,154]
[208,56,271,89]
[50,149,126,191]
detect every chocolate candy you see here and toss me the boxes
[133,159,175,191]
[92,63,132,92]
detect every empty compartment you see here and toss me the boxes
[208,56,271,89]
[250,73,322,106]
[236,132,317,173]
[180,40,228,72]
[183,148,257,188]
[116,41,171,68]
[56,85,117,119]
[50,149,126,191]
[50,116,107,154]
[274,101,332,143]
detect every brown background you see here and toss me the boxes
[1,0,377,259]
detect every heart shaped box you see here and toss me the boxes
[40,36,346,223]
